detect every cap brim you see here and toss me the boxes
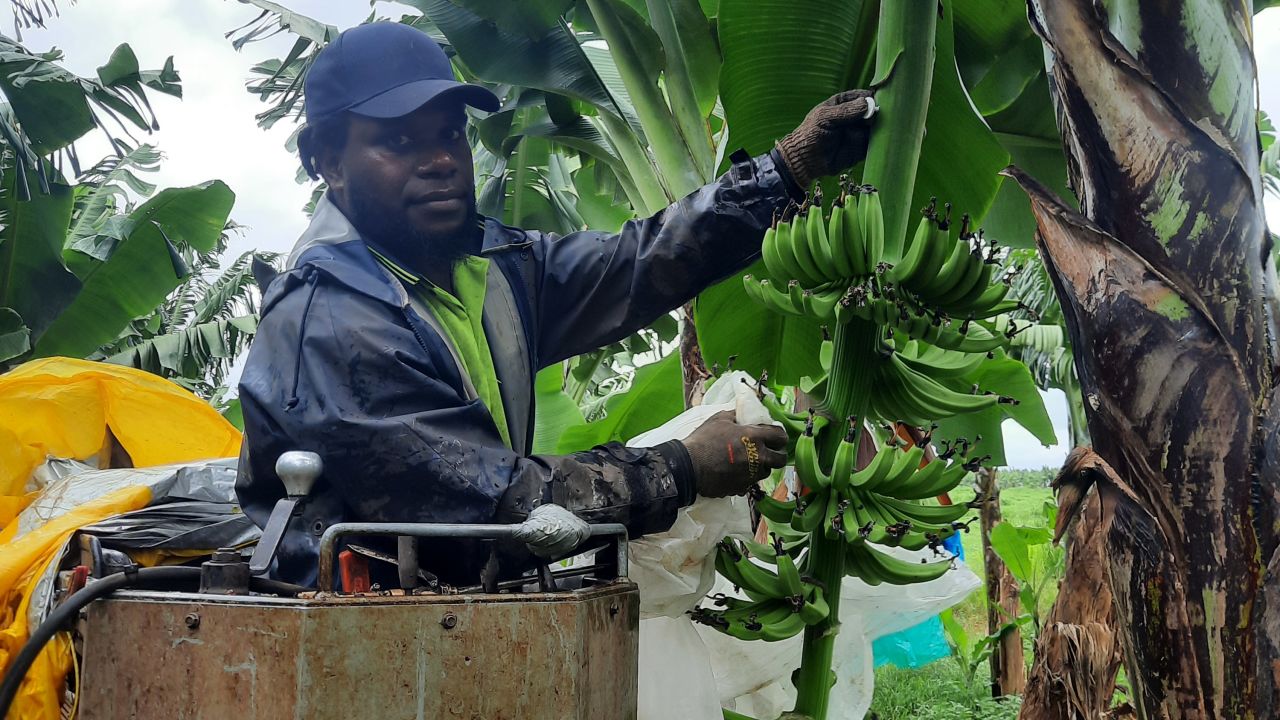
[349,78,500,117]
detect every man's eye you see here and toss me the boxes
[444,128,463,142]
[385,135,413,149]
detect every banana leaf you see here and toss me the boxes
[35,180,235,359]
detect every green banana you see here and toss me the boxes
[827,201,855,277]
[896,343,986,379]
[803,285,845,321]
[844,192,869,275]
[805,201,836,279]
[755,493,798,524]
[772,219,821,286]
[849,543,952,586]
[849,445,898,492]
[890,213,935,285]
[754,276,808,317]
[760,611,807,642]
[725,544,792,598]
[776,549,804,599]
[797,585,830,625]
[892,460,969,501]
[790,206,825,285]
[830,420,861,492]
[761,224,788,284]
[942,257,996,313]
[794,419,830,491]
[915,239,969,300]
[883,444,926,488]
[877,496,971,527]
[933,248,987,309]
[740,536,784,565]
[857,188,884,272]
[790,489,827,533]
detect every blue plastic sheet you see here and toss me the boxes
[871,527,969,669]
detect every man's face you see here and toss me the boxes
[321,101,477,260]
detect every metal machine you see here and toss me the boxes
[58,453,640,719]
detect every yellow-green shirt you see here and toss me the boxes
[371,249,512,448]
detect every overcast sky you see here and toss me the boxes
[15,2,1280,468]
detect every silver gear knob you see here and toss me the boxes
[275,451,322,497]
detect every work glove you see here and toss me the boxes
[775,89,878,190]
[681,410,789,498]
[512,503,592,559]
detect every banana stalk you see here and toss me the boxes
[789,323,876,717]
[790,4,938,717]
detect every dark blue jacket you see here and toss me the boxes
[236,151,797,587]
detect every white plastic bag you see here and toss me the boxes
[701,549,980,719]
[625,372,981,720]
[626,371,767,619]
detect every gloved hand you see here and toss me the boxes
[680,410,789,498]
[512,503,592,559]
[775,89,877,189]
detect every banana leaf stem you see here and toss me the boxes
[586,0,703,199]
[861,0,937,261]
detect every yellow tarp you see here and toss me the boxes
[0,357,243,719]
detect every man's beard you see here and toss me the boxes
[346,184,480,269]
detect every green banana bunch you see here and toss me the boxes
[868,353,1012,425]
[701,536,831,641]
[833,289,1010,353]
[758,183,887,291]
[844,541,953,586]
[692,583,830,641]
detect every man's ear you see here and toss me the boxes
[316,145,346,196]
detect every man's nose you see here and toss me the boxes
[415,148,458,177]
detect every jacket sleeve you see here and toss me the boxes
[238,269,696,540]
[531,150,801,365]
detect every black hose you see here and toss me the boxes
[0,566,306,718]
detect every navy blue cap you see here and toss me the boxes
[304,22,500,125]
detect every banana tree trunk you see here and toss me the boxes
[1011,1,1279,716]
[680,302,709,407]
[978,467,1026,698]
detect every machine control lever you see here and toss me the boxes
[249,451,323,576]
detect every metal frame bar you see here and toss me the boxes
[317,522,629,593]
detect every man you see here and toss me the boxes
[237,22,875,588]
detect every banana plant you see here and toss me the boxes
[1007,1,1280,715]
[0,36,247,379]
[688,4,1054,718]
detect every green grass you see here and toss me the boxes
[866,486,1055,718]
[869,661,1022,719]
[943,486,1055,637]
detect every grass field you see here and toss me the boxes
[865,485,1055,719]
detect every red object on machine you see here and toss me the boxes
[339,550,370,593]
[65,565,89,600]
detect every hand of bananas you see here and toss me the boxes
[745,186,1031,357]
[696,417,978,643]
[752,416,973,585]
[691,536,830,643]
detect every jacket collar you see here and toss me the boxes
[276,192,524,309]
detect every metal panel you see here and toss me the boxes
[79,584,638,720]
